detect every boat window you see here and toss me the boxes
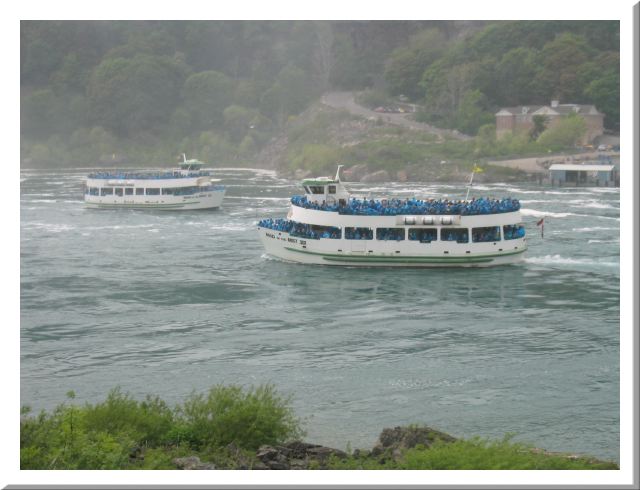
[503,224,525,240]
[89,187,99,196]
[115,188,124,196]
[408,228,437,242]
[146,188,160,195]
[100,188,113,196]
[84,186,89,194]
[328,185,336,194]
[309,186,325,194]
[162,188,174,195]
[135,188,144,195]
[125,188,134,196]
[472,226,501,242]
[345,227,373,240]
[303,186,311,193]
[441,228,468,243]
[311,225,341,239]
[376,228,405,241]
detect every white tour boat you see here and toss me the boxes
[257,167,527,267]
[84,156,225,210]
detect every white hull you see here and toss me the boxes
[85,189,225,210]
[258,169,527,268]
[258,227,527,268]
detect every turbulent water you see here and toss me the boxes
[20,168,620,461]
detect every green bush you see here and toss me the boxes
[20,403,135,469]
[327,436,619,470]
[179,384,303,450]
[82,388,174,446]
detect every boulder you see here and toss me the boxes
[128,446,144,462]
[173,456,216,470]
[294,168,313,179]
[360,170,390,183]
[342,164,369,182]
[396,170,408,182]
[371,426,457,457]
[255,441,348,469]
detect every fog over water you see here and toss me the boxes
[20,168,620,461]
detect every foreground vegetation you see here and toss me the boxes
[21,385,618,470]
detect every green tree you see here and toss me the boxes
[21,89,61,137]
[536,33,594,101]
[453,89,493,135]
[260,64,314,125]
[87,54,187,136]
[494,47,541,106]
[537,113,586,149]
[181,70,234,130]
[529,114,549,140]
[384,28,448,99]
[584,71,619,131]
[223,105,259,142]
[420,61,487,126]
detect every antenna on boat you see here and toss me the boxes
[335,165,344,182]
[182,153,187,163]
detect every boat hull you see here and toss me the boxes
[84,190,225,210]
[258,228,526,268]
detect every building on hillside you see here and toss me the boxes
[548,163,618,187]
[495,100,604,144]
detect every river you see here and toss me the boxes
[20,168,620,461]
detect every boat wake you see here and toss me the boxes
[525,254,618,268]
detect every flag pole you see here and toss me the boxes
[465,164,478,200]
[464,162,480,201]
[536,217,545,238]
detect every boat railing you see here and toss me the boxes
[87,170,212,180]
[290,195,520,216]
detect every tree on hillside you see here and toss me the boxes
[223,105,259,142]
[494,47,541,106]
[420,60,486,125]
[584,71,620,131]
[87,54,187,136]
[454,89,493,135]
[536,33,594,101]
[537,113,586,149]
[182,70,234,130]
[384,28,448,99]
[529,115,549,141]
[259,64,315,126]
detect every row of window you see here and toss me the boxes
[305,185,337,195]
[339,225,524,243]
[86,186,206,197]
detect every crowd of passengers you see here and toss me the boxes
[257,218,340,239]
[290,195,520,216]
[88,170,211,180]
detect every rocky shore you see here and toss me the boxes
[169,425,617,470]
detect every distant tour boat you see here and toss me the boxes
[258,166,527,267]
[84,155,225,210]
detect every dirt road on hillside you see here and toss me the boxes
[321,92,472,141]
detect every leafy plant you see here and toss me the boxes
[179,384,303,450]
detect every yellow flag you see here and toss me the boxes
[473,164,484,173]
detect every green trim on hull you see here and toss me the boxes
[85,201,202,209]
[283,246,526,264]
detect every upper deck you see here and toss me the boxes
[87,170,212,181]
[290,195,520,216]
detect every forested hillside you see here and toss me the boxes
[20,20,619,168]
